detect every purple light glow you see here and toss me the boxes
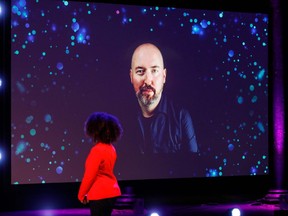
[274,90,284,153]
[0,208,141,216]
[271,0,285,190]
[273,82,285,189]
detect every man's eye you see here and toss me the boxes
[136,70,144,75]
[152,69,158,73]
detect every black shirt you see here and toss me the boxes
[137,94,199,154]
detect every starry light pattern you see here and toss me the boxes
[11,0,269,183]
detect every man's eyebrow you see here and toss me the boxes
[135,66,145,70]
[151,65,160,69]
[134,65,160,70]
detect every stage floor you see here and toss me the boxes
[0,202,286,216]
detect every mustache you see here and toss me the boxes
[140,85,156,94]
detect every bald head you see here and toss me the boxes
[131,43,164,70]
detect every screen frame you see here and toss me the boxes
[1,0,275,211]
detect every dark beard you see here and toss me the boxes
[136,85,159,107]
[137,92,158,107]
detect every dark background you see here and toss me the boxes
[0,0,287,212]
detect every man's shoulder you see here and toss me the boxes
[162,94,189,113]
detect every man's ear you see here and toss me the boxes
[163,68,167,83]
[130,69,133,84]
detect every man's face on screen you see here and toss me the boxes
[130,44,166,107]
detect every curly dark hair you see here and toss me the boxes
[84,112,123,144]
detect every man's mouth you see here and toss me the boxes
[142,89,153,94]
[140,85,155,95]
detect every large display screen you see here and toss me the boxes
[11,0,269,184]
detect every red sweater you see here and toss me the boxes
[78,143,121,201]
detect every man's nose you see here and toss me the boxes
[144,72,153,85]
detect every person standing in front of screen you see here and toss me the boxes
[129,42,199,154]
[78,112,123,216]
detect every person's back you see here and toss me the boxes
[78,112,123,216]
[80,143,120,201]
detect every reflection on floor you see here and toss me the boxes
[0,202,287,216]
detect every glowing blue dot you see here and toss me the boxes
[228,50,234,57]
[30,129,36,136]
[257,69,265,80]
[191,24,200,34]
[25,115,34,124]
[12,6,19,14]
[257,122,265,133]
[56,62,64,70]
[51,24,57,31]
[200,19,208,28]
[228,143,234,151]
[219,12,224,18]
[183,12,188,17]
[237,96,244,104]
[209,169,218,177]
[251,95,258,103]
[249,85,255,91]
[56,166,63,174]
[27,34,35,42]
[44,114,52,123]
[77,32,85,43]
[71,22,79,32]
[250,166,257,174]
[16,141,27,155]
